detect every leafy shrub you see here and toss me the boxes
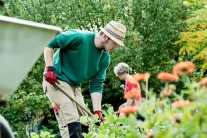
[30,131,55,138]
[81,62,207,138]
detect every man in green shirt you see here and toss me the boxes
[43,21,126,138]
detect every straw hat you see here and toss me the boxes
[101,21,126,46]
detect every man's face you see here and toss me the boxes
[103,36,119,52]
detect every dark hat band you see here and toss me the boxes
[104,26,124,41]
[109,23,125,34]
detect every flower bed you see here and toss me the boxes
[81,61,207,138]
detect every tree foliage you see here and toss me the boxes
[175,0,207,74]
[107,0,187,107]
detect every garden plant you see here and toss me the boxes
[80,61,207,138]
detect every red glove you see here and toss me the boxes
[45,66,57,85]
[94,110,104,122]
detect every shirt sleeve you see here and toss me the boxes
[89,54,110,93]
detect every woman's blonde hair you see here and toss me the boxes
[114,62,129,76]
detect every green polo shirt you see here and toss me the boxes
[48,29,110,93]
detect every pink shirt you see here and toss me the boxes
[124,78,142,106]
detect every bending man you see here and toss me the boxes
[42,21,126,138]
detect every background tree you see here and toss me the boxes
[175,0,207,76]
[106,0,187,108]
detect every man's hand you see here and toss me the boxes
[94,110,104,122]
[45,66,57,85]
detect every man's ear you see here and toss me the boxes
[103,34,109,42]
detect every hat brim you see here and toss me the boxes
[100,27,124,46]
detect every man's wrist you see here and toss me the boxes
[46,66,55,71]
[94,110,102,114]
[94,110,104,122]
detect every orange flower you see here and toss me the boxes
[160,84,176,98]
[118,106,139,115]
[159,93,165,99]
[146,131,154,138]
[158,102,165,107]
[198,77,207,88]
[173,113,182,124]
[165,84,176,95]
[132,73,150,82]
[157,72,179,82]
[173,61,195,75]
[124,88,140,99]
[172,100,190,108]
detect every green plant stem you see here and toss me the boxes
[146,80,149,100]
[173,91,182,100]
